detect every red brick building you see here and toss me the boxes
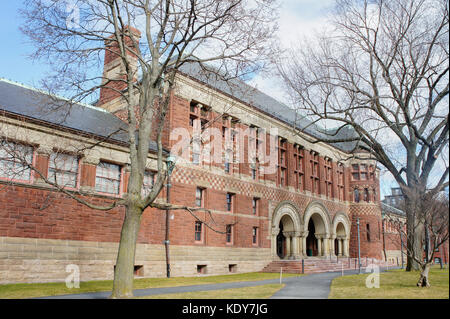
[0,36,393,283]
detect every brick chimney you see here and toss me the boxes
[97,26,141,111]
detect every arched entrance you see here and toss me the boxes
[303,202,331,257]
[332,213,351,257]
[271,202,302,260]
[305,212,328,256]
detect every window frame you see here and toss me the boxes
[194,221,203,243]
[0,139,35,184]
[47,151,80,190]
[95,160,123,197]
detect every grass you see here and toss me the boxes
[329,266,449,299]
[141,284,284,299]
[0,272,299,299]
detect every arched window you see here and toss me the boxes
[354,189,360,203]
[364,188,369,202]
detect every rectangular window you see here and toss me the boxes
[95,162,121,194]
[142,170,155,196]
[48,153,79,188]
[252,198,259,215]
[0,140,33,181]
[310,152,320,194]
[226,193,234,212]
[294,146,304,191]
[195,221,203,242]
[337,163,345,201]
[195,187,204,207]
[324,158,333,198]
[278,139,288,186]
[366,224,371,242]
[252,227,258,245]
[226,224,233,243]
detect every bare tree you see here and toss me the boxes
[15,0,279,298]
[276,0,449,271]
[386,191,449,287]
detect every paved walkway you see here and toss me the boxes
[36,266,397,299]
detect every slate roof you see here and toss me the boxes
[0,78,159,152]
[381,202,406,217]
[177,63,360,153]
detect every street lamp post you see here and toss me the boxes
[165,156,176,278]
[357,218,361,274]
[400,223,404,269]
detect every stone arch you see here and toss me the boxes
[303,201,331,236]
[302,201,333,257]
[271,201,302,234]
[270,201,302,260]
[332,212,351,257]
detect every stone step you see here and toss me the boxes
[262,258,395,274]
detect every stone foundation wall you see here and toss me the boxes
[0,236,271,284]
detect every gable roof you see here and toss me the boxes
[0,78,159,152]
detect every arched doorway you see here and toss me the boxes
[303,202,331,257]
[335,223,346,256]
[271,202,302,260]
[332,212,351,257]
[305,213,328,256]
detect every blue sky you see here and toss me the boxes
[0,2,54,87]
[0,0,403,199]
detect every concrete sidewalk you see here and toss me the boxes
[35,266,396,299]
[271,266,397,299]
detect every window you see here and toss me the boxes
[195,187,205,207]
[48,153,79,188]
[310,151,320,194]
[226,193,234,212]
[294,146,304,191]
[0,140,33,181]
[226,224,233,244]
[195,221,203,242]
[224,152,231,173]
[252,198,259,215]
[366,224,371,242]
[189,102,210,129]
[252,227,259,245]
[354,188,360,203]
[278,139,287,186]
[324,158,333,198]
[337,163,345,201]
[351,163,371,181]
[142,170,155,196]
[228,264,237,273]
[364,188,369,202]
[95,162,122,194]
[197,264,207,274]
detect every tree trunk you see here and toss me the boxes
[417,263,431,287]
[405,198,423,271]
[110,204,142,298]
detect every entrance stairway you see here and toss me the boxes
[262,257,395,274]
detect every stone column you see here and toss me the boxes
[331,235,337,256]
[323,235,330,257]
[271,227,279,259]
[285,234,291,258]
[302,231,308,257]
[317,235,322,256]
[338,238,343,256]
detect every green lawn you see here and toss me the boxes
[141,284,284,299]
[0,272,299,299]
[329,266,449,299]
